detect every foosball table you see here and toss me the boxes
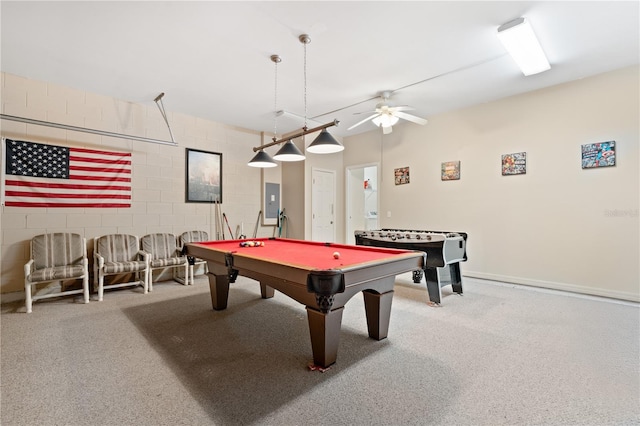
[355,229,468,304]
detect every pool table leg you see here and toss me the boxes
[363,290,394,340]
[306,306,344,368]
[207,272,230,310]
[259,283,275,299]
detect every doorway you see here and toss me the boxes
[311,168,336,242]
[346,164,379,244]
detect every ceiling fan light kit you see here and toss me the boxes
[248,34,342,168]
[347,90,427,134]
[371,114,399,128]
[497,17,550,76]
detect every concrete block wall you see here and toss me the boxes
[1,72,269,300]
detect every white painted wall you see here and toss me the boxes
[343,66,639,301]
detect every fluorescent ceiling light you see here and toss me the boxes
[497,17,550,76]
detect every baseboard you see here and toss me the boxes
[3,272,638,304]
[464,271,640,303]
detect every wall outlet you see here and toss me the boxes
[387,211,391,218]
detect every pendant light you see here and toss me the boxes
[272,53,305,162]
[248,149,277,168]
[248,36,340,165]
[298,34,343,155]
[248,55,282,168]
[273,139,305,161]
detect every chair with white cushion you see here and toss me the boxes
[94,234,149,301]
[179,230,210,285]
[140,233,189,291]
[24,233,90,313]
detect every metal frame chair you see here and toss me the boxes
[140,233,189,291]
[178,230,209,285]
[94,234,149,301]
[24,233,89,313]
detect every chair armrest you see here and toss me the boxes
[94,253,105,268]
[24,259,34,277]
[138,250,151,262]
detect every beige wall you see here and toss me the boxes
[343,66,639,301]
[0,72,274,299]
[2,66,638,302]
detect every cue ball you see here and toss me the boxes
[333,251,340,259]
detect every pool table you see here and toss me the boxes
[185,237,424,369]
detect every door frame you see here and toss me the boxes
[345,162,380,244]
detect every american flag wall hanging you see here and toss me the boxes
[2,139,132,208]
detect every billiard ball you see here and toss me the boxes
[333,251,340,259]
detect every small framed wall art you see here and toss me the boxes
[502,152,526,176]
[185,148,223,203]
[581,141,615,169]
[441,161,460,181]
[394,167,410,185]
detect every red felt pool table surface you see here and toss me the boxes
[185,237,424,369]
[191,237,413,270]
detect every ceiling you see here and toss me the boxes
[1,1,638,139]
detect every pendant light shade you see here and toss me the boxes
[248,150,277,168]
[273,140,305,161]
[307,129,344,154]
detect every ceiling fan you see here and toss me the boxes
[347,91,428,134]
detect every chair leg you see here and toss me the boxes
[83,274,90,304]
[148,268,153,292]
[189,265,195,286]
[25,282,33,314]
[98,274,105,302]
[142,270,148,294]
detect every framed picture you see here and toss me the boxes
[185,148,222,203]
[502,152,526,176]
[581,141,616,169]
[394,167,410,185]
[441,161,460,181]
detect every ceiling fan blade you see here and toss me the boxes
[382,125,393,135]
[390,105,415,112]
[353,110,377,115]
[394,111,428,125]
[348,113,380,130]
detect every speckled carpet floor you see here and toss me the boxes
[1,273,638,425]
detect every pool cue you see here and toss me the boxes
[217,203,224,240]
[235,225,240,239]
[223,213,234,240]
[253,210,262,238]
[214,203,220,239]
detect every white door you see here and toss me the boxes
[312,168,336,242]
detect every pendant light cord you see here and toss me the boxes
[270,54,281,142]
[303,39,308,129]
